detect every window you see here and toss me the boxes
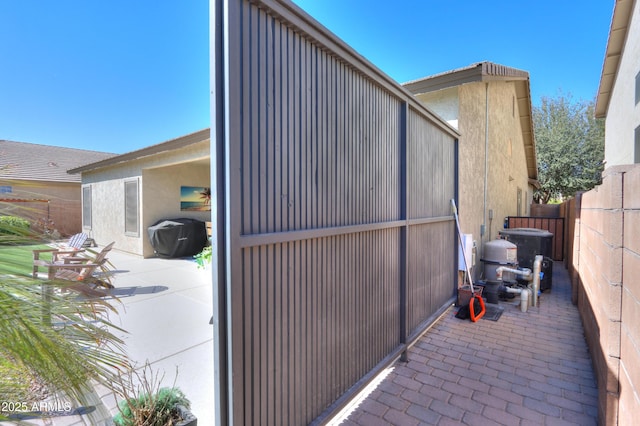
[636,70,640,105]
[124,179,139,236]
[517,187,522,216]
[82,185,92,229]
[635,125,640,164]
[0,186,12,194]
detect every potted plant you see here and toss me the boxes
[113,387,195,426]
[113,364,196,426]
[193,245,212,270]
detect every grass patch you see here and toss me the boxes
[0,243,50,277]
[0,244,51,407]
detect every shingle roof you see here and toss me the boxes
[0,140,116,183]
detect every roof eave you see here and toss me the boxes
[515,79,538,181]
[528,178,541,190]
[595,0,632,118]
[403,61,530,94]
[68,128,211,174]
[0,176,80,184]
[404,61,537,181]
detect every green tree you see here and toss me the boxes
[533,93,605,203]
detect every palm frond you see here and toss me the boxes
[0,275,130,420]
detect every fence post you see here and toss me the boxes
[399,101,408,362]
[211,0,229,424]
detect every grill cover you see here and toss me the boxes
[147,218,208,258]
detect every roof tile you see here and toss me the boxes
[0,140,115,183]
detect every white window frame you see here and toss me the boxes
[82,185,92,230]
[635,70,640,106]
[124,179,140,237]
[635,125,640,164]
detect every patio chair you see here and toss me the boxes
[60,232,89,250]
[46,232,89,251]
[33,242,115,290]
[32,233,90,266]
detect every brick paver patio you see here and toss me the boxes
[338,264,598,425]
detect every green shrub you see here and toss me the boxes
[113,387,190,426]
[0,215,31,236]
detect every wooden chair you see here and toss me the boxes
[32,233,89,267]
[61,233,89,250]
[33,242,115,287]
[47,232,89,251]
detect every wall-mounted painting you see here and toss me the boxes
[180,186,211,211]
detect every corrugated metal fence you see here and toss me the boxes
[212,0,460,424]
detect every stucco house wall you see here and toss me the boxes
[143,162,210,257]
[481,82,532,227]
[596,0,640,166]
[416,86,459,128]
[408,65,536,278]
[74,132,210,257]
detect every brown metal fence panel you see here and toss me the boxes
[506,216,565,261]
[406,109,457,331]
[239,231,401,424]
[215,0,460,424]
[407,220,456,331]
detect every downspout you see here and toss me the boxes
[483,83,489,241]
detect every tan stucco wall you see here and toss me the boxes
[81,140,210,257]
[415,81,534,278]
[85,175,134,252]
[0,180,81,236]
[604,0,640,167]
[456,84,488,249]
[142,162,211,257]
[480,81,532,239]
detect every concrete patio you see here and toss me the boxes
[11,247,597,425]
[94,250,215,423]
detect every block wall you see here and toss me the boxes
[575,165,640,425]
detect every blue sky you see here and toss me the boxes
[0,1,613,154]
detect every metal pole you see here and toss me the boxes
[451,199,475,295]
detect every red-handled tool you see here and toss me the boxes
[451,199,485,322]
